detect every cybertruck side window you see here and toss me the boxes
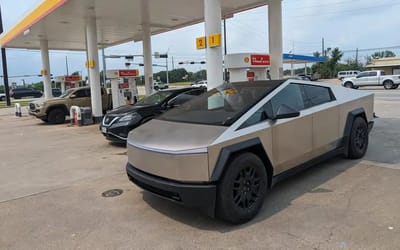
[301,84,335,107]
[269,83,305,114]
[239,83,305,129]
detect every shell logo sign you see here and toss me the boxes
[244,57,250,63]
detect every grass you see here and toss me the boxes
[169,82,192,87]
[0,100,31,109]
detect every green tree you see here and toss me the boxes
[30,81,44,91]
[312,48,344,78]
[367,50,396,64]
[191,70,207,81]
[154,68,189,83]
[327,48,343,78]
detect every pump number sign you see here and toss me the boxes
[208,33,221,47]
[196,37,206,49]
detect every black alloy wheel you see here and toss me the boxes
[217,152,268,224]
[48,109,66,124]
[348,117,368,159]
[233,166,262,210]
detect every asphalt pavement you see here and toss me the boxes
[0,83,399,249]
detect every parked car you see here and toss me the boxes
[296,74,312,81]
[191,80,207,88]
[10,88,42,99]
[28,87,110,124]
[343,70,400,89]
[288,75,311,81]
[100,87,206,143]
[338,70,360,80]
[52,88,62,97]
[153,81,169,90]
[126,79,374,224]
[0,93,5,101]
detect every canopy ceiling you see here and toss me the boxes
[1,0,269,50]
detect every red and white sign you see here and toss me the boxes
[118,83,130,89]
[247,71,255,81]
[250,54,270,66]
[118,69,139,77]
[64,75,82,82]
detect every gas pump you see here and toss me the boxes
[106,69,139,109]
[225,53,271,82]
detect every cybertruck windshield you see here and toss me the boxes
[158,80,284,126]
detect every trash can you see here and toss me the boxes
[80,107,93,126]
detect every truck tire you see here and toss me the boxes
[217,152,268,224]
[48,108,66,124]
[348,117,368,159]
[383,80,394,90]
[344,82,354,88]
[391,84,399,89]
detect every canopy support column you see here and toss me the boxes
[40,39,53,99]
[86,16,103,122]
[204,0,223,89]
[268,0,283,79]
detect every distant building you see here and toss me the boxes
[366,57,400,75]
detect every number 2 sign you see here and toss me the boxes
[196,37,206,49]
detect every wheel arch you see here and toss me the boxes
[343,108,367,157]
[344,81,354,87]
[46,104,69,115]
[211,138,274,188]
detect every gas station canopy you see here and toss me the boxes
[0,0,267,50]
[283,53,326,64]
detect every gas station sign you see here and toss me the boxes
[106,69,139,78]
[250,54,270,66]
[118,69,139,77]
[64,75,82,82]
[196,36,206,49]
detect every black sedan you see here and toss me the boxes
[100,87,206,143]
[10,88,42,99]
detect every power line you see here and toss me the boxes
[287,1,400,18]
[283,0,364,11]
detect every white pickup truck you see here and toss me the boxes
[343,70,400,90]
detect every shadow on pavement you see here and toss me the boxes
[141,156,360,232]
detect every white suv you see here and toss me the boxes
[338,71,360,80]
[153,81,169,90]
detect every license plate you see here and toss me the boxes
[101,127,107,133]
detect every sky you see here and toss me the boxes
[1,0,400,85]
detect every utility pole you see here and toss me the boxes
[0,5,11,106]
[322,37,325,57]
[355,48,359,66]
[65,56,69,75]
[172,56,175,70]
[165,54,169,84]
[223,18,228,82]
